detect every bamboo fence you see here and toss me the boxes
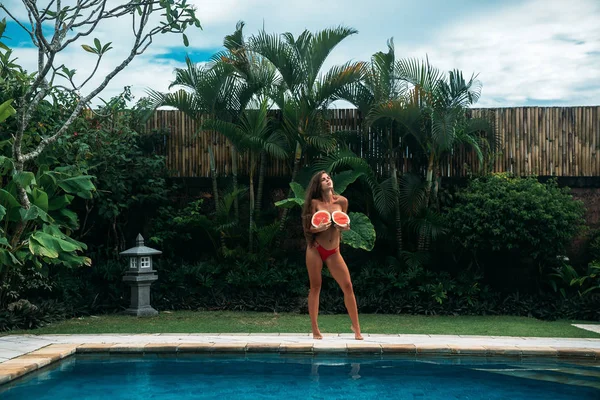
[145,106,600,178]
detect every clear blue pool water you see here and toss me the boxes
[1,354,599,399]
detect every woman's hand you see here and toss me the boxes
[335,223,350,231]
[313,222,331,233]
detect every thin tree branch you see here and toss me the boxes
[58,2,107,50]
[77,54,103,90]
[22,5,153,162]
[0,5,35,41]
[38,0,58,21]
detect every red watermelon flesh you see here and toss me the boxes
[311,210,331,227]
[332,211,350,226]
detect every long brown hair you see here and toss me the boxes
[301,170,330,244]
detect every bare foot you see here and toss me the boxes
[313,330,323,340]
[351,325,364,340]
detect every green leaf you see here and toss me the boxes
[0,248,21,268]
[331,170,364,194]
[81,44,96,54]
[31,188,49,211]
[0,99,16,123]
[0,155,13,175]
[56,208,79,228]
[48,194,74,211]
[274,182,306,209]
[57,175,95,199]
[94,38,101,52]
[274,197,304,209]
[183,33,189,47]
[341,212,376,251]
[57,253,92,267]
[29,228,82,261]
[20,204,52,223]
[0,204,5,221]
[29,235,59,258]
[0,188,19,209]
[0,189,21,222]
[12,171,36,188]
[290,182,305,199]
[101,42,113,53]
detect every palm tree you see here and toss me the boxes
[148,58,241,212]
[248,25,366,234]
[214,21,280,215]
[370,58,496,210]
[397,61,495,208]
[204,99,288,251]
[341,38,413,256]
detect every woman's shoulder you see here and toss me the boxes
[334,195,348,205]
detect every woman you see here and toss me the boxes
[302,171,363,340]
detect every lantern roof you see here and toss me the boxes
[120,234,162,257]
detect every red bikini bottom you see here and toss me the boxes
[315,243,338,261]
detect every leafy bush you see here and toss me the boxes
[0,299,67,332]
[589,230,600,261]
[445,174,586,291]
[48,257,128,315]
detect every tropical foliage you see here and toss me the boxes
[0,14,597,331]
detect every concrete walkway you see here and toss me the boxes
[1,333,599,385]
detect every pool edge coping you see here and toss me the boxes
[1,342,599,386]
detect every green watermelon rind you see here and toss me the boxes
[311,210,331,228]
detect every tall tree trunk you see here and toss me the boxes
[392,164,403,259]
[255,150,266,214]
[207,143,219,211]
[418,153,436,251]
[208,142,225,252]
[431,162,442,212]
[418,225,427,252]
[248,154,256,252]
[231,145,239,222]
[424,153,435,208]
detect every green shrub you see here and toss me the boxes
[589,230,600,261]
[445,174,586,292]
[0,299,67,332]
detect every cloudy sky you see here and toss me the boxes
[2,0,599,107]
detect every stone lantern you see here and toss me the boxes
[120,234,161,317]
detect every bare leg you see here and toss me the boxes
[325,252,363,340]
[306,245,323,339]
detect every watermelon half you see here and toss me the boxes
[332,210,350,226]
[311,210,331,228]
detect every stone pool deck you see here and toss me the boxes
[1,333,599,385]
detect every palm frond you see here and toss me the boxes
[317,61,367,106]
[396,57,444,99]
[304,133,337,153]
[431,109,458,152]
[369,176,397,217]
[203,118,246,150]
[399,173,427,216]
[307,25,359,87]
[249,30,301,92]
[337,81,374,115]
[145,89,201,120]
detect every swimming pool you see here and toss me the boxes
[1,354,598,399]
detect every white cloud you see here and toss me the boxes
[403,0,600,106]
[3,0,600,107]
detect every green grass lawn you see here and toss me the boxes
[5,311,600,338]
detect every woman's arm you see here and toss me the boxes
[307,199,330,233]
[337,196,350,231]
